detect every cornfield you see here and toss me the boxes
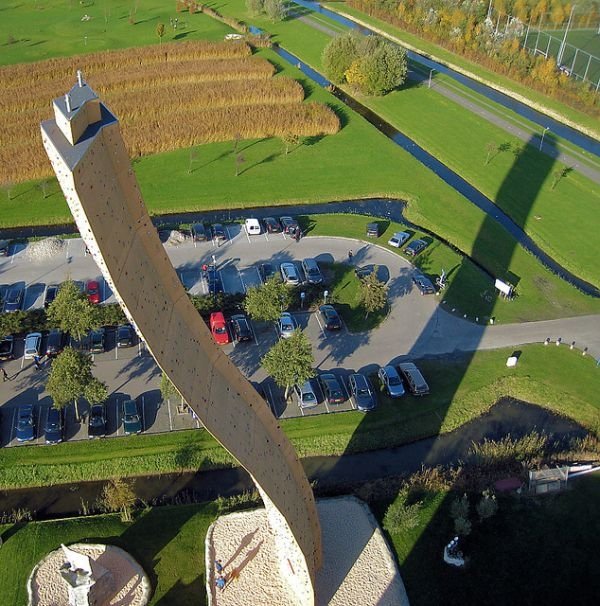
[0,41,340,184]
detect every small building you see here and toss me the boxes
[528,466,569,494]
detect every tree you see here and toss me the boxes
[0,311,27,337]
[244,278,292,323]
[282,133,299,155]
[476,490,498,521]
[359,267,388,318]
[156,22,165,44]
[353,41,408,95]
[485,141,497,165]
[322,31,361,83]
[98,478,136,522]
[264,0,286,21]
[261,330,314,398]
[46,280,100,341]
[160,370,180,402]
[46,347,108,420]
[246,0,264,16]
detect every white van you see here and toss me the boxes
[245,218,261,236]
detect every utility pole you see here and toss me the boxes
[557,4,576,67]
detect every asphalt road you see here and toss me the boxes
[1,229,598,447]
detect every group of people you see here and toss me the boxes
[214,558,240,592]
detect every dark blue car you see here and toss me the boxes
[45,407,63,444]
[16,405,35,442]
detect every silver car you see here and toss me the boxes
[280,263,300,285]
[24,332,42,359]
[278,312,297,339]
[378,365,405,398]
[294,380,318,409]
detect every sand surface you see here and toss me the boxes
[28,543,151,606]
[207,496,410,606]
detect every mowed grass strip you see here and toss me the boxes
[0,345,597,490]
[0,41,339,183]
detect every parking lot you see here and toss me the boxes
[0,221,450,446]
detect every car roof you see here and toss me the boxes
[382,365,399,376]
[350,373,368,386]
[211,311,226,321]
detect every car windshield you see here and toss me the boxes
[124,414,139,423]
[90,416,103,426]
[18,415,32,428]
[214,326,226,334]
[282,320,293,330]
[388,375,401,386]
[302,392,316,403]
[357,387,370,396]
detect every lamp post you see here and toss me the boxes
[428,69,435,89]
[539,127,549,151]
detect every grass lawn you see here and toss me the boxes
[0,0,232,65]
[329,2,600,138]
[378,474,600,606]
[1,344,598,490]
[0,503,218,605]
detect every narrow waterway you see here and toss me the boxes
[291,0,600,156]
[0,399,588,520]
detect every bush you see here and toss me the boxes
[383,487,422,533]
[454,515,472,536]
[450,493,470,520]
[476,489,498,521]
[469,431,549,468]
[322,32,362,84]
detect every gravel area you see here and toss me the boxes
[207,496,410,606]
[25,237,65,261]
[28,543,152,606]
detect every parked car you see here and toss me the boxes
[117,324,135,348]
[280,216,299,235]
[378,365,405,398]
[16,404,35,442]
[319,305,342,331]
[122,399,142,435]
[294,379,318,409]
[388,231,410,248]
[302,258,323,285]
[210,312,230,345]
[404,239,428,257]
[280,263,300,285]
[88,403,107,438]
[206,265,224,295]
[0,335,14,361]
[259,263,276,283]
[412,274,435,295]
[230,314,253,342]
[45,329,66,357]
[45,407,63,444]
[3,285,24,313]
[366,222,380,238]
[277,312,297,339]
[191,223,208,242]
[319,373,346,405]
[212,223,227,242]
[24,332,42,359]
[348,373,376,412]
[86,280,101,305]
[89,328,106,354]
[0,240,9,256]
[44,284,59,308]
[263,217,282,233]
[245,218,261,235]
[354,265,388,283]
[398,362,430,396]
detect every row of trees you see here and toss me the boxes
[347,0,599,112]
[322,32,408,96]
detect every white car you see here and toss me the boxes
[280,263,300,285]
[245,218,261,236]
[24,332,42,359]
[388,231,410,248]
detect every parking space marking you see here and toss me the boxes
[237,269,247,293]
[115,343,119,360]
[115,399,121,436]
[20,355,25,370]
[244,226,251,244]
[265,384,277,416]
[263,232,269,242]
[298,404,305,417]
[225,226,233,244]
[323,399,331,413]
[10,408,16,443]
[314,313,327,338]
[167,399,173,431]
[141,396,146,432]
[250,320,259,346]
[349,396,357,410]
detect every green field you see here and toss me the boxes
[1,345,598,490]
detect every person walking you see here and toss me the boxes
[33,355,42,371]
[215,559,224,575]
[348,249,353,262]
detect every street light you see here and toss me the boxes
[428,69,435,89]
[539,127,549,151]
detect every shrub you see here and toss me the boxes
[383,487,422,533]
[450,493,470,520]
[476,489,498,521]
[454,515,472,536]
[97,478,137,522]
[469,431,549,468]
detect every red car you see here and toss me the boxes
[210,312,230,345]
[86,280,101,305]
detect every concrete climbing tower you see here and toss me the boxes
[41,73,321,605]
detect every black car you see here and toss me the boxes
[354,264,389,283]
[259,263,276,283]
[122,399,142,435]
[45,407,63,444]
[206,265,224,294]
[366,222,380,238]
[0,335,14,361]
[348,373,376,412]
[319,305,342,330]
[280,216,299,234]
[212,223,227,242]
[230,314,253,342]
[45,329,66,357]
[117,324,135,348]
[89,328,106,354]
[412,274,435,295]
[405,239,428,257]
[88,403,107,438]
[191,223,208,242]
[319,373,347,405]
[44,284,59,308]
[263,217,282,233]
[3,285,23,313]
[16,405,35,442]
[0,240,9,256]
